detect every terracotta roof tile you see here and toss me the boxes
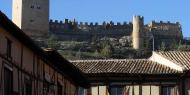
[156,51,190,70]
[71,59,181,74]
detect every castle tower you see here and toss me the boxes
[12,0,49,38]
[132,16,144,50]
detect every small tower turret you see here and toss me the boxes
[132,16,144,50]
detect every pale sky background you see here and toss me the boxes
[0,0,189,37]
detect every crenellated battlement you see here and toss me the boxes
[49,19,133,26]
[133,15,144,21]
[150,20,180,25]
[50,19,73,25]
[49,19,134,31]
[49,17,182,41]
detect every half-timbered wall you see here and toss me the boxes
[0,26,79,95]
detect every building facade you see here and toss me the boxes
[71,51,190,95]
[0,11,89,95]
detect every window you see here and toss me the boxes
[43,80,49,95]
[30,19,34,22]
[162,86,171,95]
[110,85,135,95]
[6,38,12,58]
[109,85,159,95]
[161,85,178,95]
[37,6,41,9]
[57,83,62,95]
[110,86,124,95]
[25,78,32,95]
[30,5,34,8]
[161,86,178,95]
[4,67,13,95]
[78,88,87,95]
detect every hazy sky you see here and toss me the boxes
[0,0,190,37]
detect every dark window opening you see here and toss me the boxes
[110,86,124,95]
[57,83,63,95]
[43,80,49,95]
[6,38,12,58]
[161,86,177,95]
[4,67,13,95]
[37,6,41,9]
[25,78,32,95]
[30,20,34,22]
[78,88,86,95]
[30,5,34,8]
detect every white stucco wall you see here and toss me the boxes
[149,52,183,71]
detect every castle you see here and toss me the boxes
[49,17,183,51]
[12,0,183,52]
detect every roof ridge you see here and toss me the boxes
[70,59,149,62]
[156,51,190,53]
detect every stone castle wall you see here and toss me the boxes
[148,21,182,38]
[49,19,133,40]
[49,18,182,43]
[49,19,133,32]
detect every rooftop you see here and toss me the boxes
[71,59,182,74]
[155,51,190,71]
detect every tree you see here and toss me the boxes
[177,41,187,51]
[93,50,100,57]
[101,44,113,58]
[76,48,82,59]
[169,40,178,50]
[47,35,60,49]
[159,42,166,51]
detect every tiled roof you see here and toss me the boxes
[71,59,182,74]
[156,51,190,70]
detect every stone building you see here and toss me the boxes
[71,51,190,95]
[49,18,183,51]
[0,11,89,95]
[132,16,144,50]
[146,21,183,50]
[12,0,49,38]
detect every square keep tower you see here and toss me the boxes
[12,0,49,38]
